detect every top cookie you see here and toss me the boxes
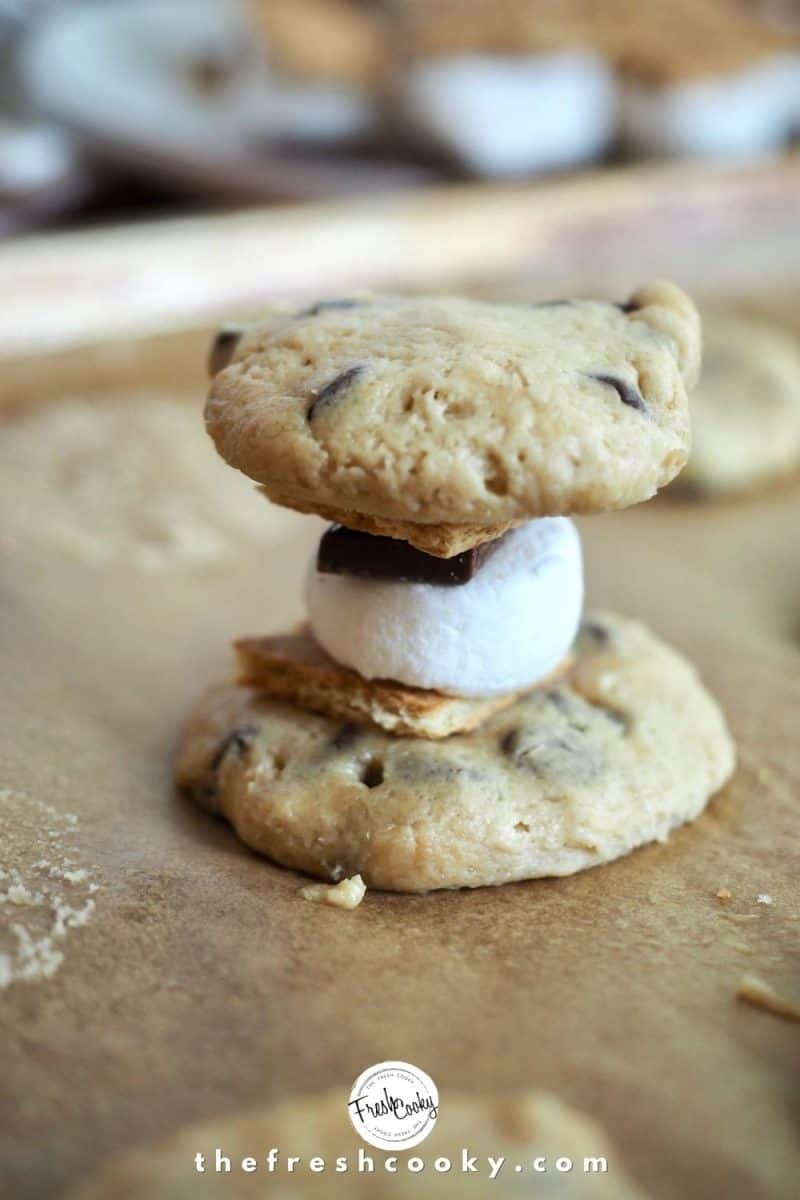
[206,281,699,534]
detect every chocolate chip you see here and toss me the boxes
[589,373,647,414]
[393,753,470,785]
[359,757,384,788]
[331,723,361,751]
[307,366,364,422]
[615,299,640,314]
[545,689,574,716]
[502,726,603,785]
[196,724,258,805]
[582,620,609,644]
[501,729,521,757]
[210,724,258,772]
[602,707,631,733]
[302,299,360,317]
[208,325,243,377]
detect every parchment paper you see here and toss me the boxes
[0,329,798,1200]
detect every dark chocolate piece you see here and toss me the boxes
[208,325,243,377]
[317,524,507,586]
[307,366,364,422]
[589,372,647,414]
[302,299,360,317]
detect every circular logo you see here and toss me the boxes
[348,1061,439,1150]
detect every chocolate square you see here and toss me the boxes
[316,525,505,586]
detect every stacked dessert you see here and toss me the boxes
[176,284,735,893]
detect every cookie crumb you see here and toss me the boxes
[0,791,98,989]
[716,887,732,903]
[300,875,366,910]
[756,893,773,906]
[737,974,800,1023]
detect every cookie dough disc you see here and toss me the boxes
[205,283,700,533]
[176,613,735,893]
[305,518,584,696]
[675,312,800,496]
[64,1088,647,1199]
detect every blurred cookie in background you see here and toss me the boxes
[676,311,800,497]
[388,0,617,176]
[19,0,433,201]
[0,393,278,570]
[0,119,91,235]
[608,0,800,158]
[249,0,386,85]
[736,0,800,34]
[64,1088,648,1199]
[385,0,800,174]
[247,0,387,145]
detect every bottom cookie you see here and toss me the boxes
[175,613,735,893]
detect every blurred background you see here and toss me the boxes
[3,0,800,357]
[2,0,800,234]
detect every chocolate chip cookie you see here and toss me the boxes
[176,612,734,892]
[676,312,800,497]
[205,282,699,555]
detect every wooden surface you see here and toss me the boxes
[1,171,800,1200]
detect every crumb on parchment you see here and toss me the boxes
[737,974,800,1024]
[300,875,366,910]
[716,888,732,903]
[0,791,98,989]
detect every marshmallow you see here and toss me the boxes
[394,54,617,177]
[305,519,583,697]
[622,57,800,159]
